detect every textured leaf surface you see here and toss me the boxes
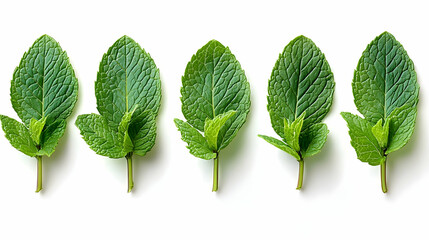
[11,35,78,129]
[129,111,157,156]
[353,32,419,124]
[204,110,236,150]
[268,36,334,138]
[96,35,161,129]
[181,40,250,150]
[75,114,124,158]
[386,104,417,154]
[299,123,329,158]
[38,120,67,156]
[174,119,216,160]
[341,112,384,166]
[258,134,300,160]
[0,115,38,157]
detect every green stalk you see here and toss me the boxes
[381,157,387,193]
[296,159,304,190]
[126,153,134,193]
[36,155,42,192]
[212,152,219,192]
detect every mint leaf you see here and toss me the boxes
[353,32,419,124]
[260,36,334,190]
[0,115,38,157]
[174,119,217,160]
[76,36,161,192]
[299,123,329,158]
[1,35,78,192]
[38,120,67,157]
[344,32,419,193]
[29,117,46,145]
[267,36,334,137]
[129,111,157,157]
[204,110,236,151]
[341,112,384,166]
[76,114,124,158]
[386,104,417,154]
[96,35,161,130]
[177,40,251,191]
[283,113,305,152]
[371,119,389,149]
[258,135,300,160]
[180,40,250,150]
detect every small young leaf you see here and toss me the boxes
[38,120,67,157]
[1,35,78,192]
[299,123,329,158]
[258,134,300,160]
[76,36,161,192]
[283,113,305,152]
[29,117,46,145]
[177,40,251,191]
[204,110,236,150]
[174,119,217,160]
[260,36,334,190]
[0,115,38,157]
[371,119,389,149]
[386,104,417,154]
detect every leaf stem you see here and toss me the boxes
[36,155,42,193]
[381,157,387,193]
[212,152,219,192]
[296,159,304,190]
[126,153,134,193]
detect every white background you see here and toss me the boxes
[0,0,428,239]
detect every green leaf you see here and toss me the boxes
[299,123,329,158]
[129,111,157,156]
[180,40,250,150]
[10,34,78,130]
[0,115,38,157]
[283,113,305,152]
[258,134,300,160]
[386,104,417,154]
[118,107,137,154]
[75,114,125,158]
[353,32,419,124]
[29,117,46,145]
[341,112,384,166]
[174,119,216,160]
[38,120,67,157]
[96,35,161,130]
[204,110,236,150]
[371,118,389,149]
[267,35,334,138]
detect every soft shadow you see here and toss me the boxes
[215,92,255,195]
[299,135,341,196]
[40,123,73,196]
[130,73,168,195]
[383,108,423,199]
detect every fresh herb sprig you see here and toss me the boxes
[258,36,335,190]
[342,32,419,193]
